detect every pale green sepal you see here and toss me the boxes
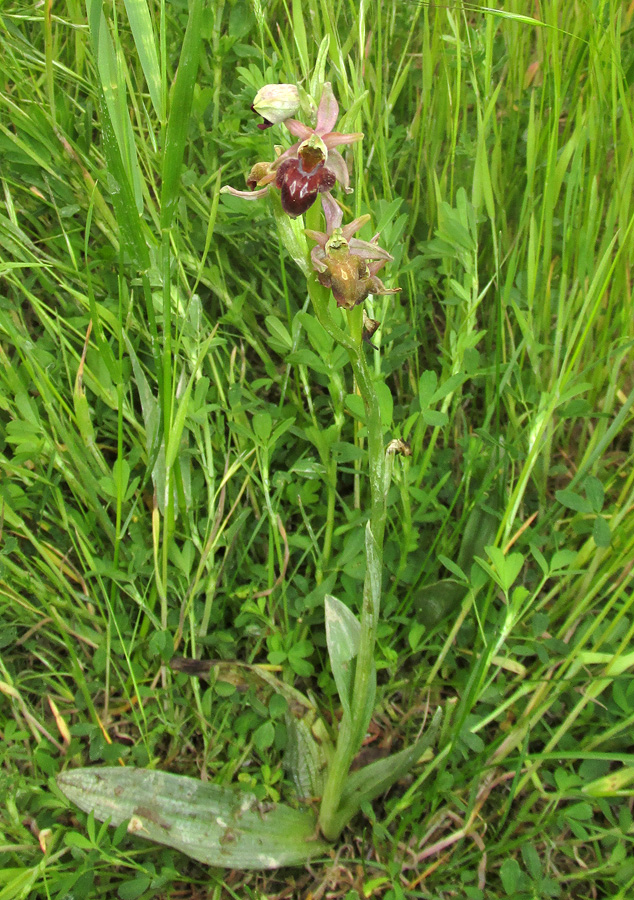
[334,708,442,833]
[58,768,329,869]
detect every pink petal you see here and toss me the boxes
[341,214,371,241]
[349,238,393,261]
[310,245,328,273]
[284,119,313,141]
[316,83,339,134]
[324,148,349,190]
[305,228,328,249]
[321,192,343,232]
[367,261,395,278]
[220,185,269,200]
[323,131,364,149]
[368,272,401,295]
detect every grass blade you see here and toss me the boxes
[122,0,164,121]
[160,0,203,229]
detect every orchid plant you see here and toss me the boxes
[58,66,440,869]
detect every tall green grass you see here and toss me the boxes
[2,0,634,896]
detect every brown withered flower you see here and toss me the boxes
[305,209,401,310]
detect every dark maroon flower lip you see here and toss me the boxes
[275,158,336,218]
[250,104,273,130]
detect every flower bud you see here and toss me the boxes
[252,84,300,129]
[246,161,274,190]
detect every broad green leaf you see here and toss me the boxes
[483,546,524,594]
[287,349,331,375]
[584,475,604,513]
[296,311,334,355]
[252,412,272,444]
[555,489,592,514]
[551,549,577,571]
[58,768,329,869]
[500,857,522,893]
[422,409,448,427]
[592,516,611,548]
[430,373,468,404]
[344,394,365,423]
[325,580,377,762]
[437,554,466,582]
[118,876,151,900]
[265,315,292,352]
[418,370,437,410]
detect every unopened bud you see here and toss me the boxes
[252,84,300,129]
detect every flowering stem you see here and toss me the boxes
[317,333,386,840]
[278,198,389,841]
[303,268,386,842]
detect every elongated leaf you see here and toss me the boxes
[58,768,329,869]
[324,594,360,719]
[364,522,381,620]
[123,332,159,454]
[334,708,442,832]
[160,0,203,229]
[122,0,163,120]
[283,714,328,800]
[86,0,143,213]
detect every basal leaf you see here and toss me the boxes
[58,768,328,869]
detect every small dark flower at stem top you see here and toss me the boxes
[221,83,363,218]
[306,212,402,310]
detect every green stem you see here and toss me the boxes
[318,334,386,840]
[278,199,390,841]
[303,277,387,840]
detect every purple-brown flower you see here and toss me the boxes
[306,212,402,310]
[221,83,363,218]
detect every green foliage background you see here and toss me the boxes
[2,0,634,897]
